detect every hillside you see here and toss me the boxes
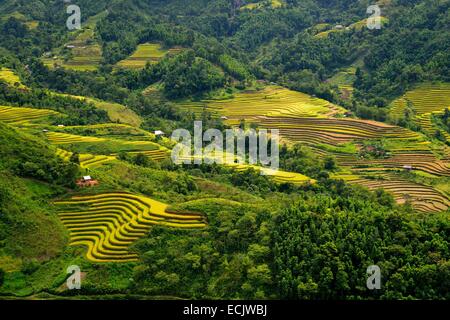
[0,0,449,302]
[0,121,74,296]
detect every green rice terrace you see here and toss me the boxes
[116,43,183,70]
[41,12,106,71]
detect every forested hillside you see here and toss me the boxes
[0,0,448,300]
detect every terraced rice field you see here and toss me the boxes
[63,44,102,71]
[84,98,143,127]
[42,11,107,72]
[346,176,450,213]
[264,169,314,185]
[179,155,315,185]
[256,116,421,146]
[178,86,345,123]
[390,83,450,117]
[49,92,143,127]
[43,29,102,71]
[0,106,58,124]
[327,67,356,98]
[234,164,314,184]
[314,17,389,38]
[46,132,106,144]
[418,112,450,143]
[241,0,284,10]
[52,130,169,162]
[46,131,161,152]
[0,68,27,89]
[116,43,182,69]
[61,123,152,140]
[120,149,170,161]
[334,152,450,177]
[55,192,207,262]
[389,83,450,142]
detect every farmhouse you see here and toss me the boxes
[76,175,99,187]
[154,130,165,136]
[403,165,413,171]
[344,111,353,118]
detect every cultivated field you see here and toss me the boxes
[116,43,183,69]
[389,82,450,141]
[0,11,39,29]
[327,67,356,99]
[56,148,116,169]
[179,154,315,185]
[346,175,450,213]
[178,86,345,124]
[49,132,170,162]
[42,12,107,71]
[60,123,152,140]
[84,98,143,127]
[0,67,27,89]
[49,91,143,127]
[179,83,449,214]
[46,132,106,144]
[55,192,206,262]
[314,17,389,38]
[0,105,58,124]
[334,152,450,177]
[43,29,102,71]
[241,0,284,10]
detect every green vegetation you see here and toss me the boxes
[0,79,108,125]
[0,67,27,89]
[0,0,449,301]
[274,197,449,299]
[151,50,226,99]
[42,11,105,72]
[116,43,182,70]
